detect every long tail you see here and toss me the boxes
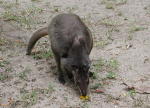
[26,27,48,55]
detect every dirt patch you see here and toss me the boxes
[0,0,150,108]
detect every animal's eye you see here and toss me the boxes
[72,65,78,69]
[62,53,68,58]
[83,64,90,71]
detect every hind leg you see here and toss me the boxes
[54,55,65,84]
[68,73,74,83]
[67,72,73,79]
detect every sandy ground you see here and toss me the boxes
[0,0,150,108]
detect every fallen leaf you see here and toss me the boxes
[144,58,149,63]
[80,96,90,101]
[15,40,22,43]
[0,57,3,60]
[126,44,132,49]
[91,89,104,93]
[122,82,150,94]
[136,86,150,94]
[0,98,13,106]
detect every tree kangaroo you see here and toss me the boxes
[26,13,93,96]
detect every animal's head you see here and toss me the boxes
[72,64,90,96]
[61,36,90,96]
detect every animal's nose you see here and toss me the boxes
[82,64,90,71]
[81,90,87,96]
[84,64,90,68]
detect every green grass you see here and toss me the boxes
[0,60,10,67]
[18,68,31,80]
[129,25,147,33]
[81,102,89,108]
[105,2,114,9]
[25,6,43,15]
[2,10,32,28]
[48,83,55,92]
[93,58,119,71]
[35,83,55,95]
[0,1,17,9]
[0,0,3,4]
[0,73,8,81]
[31,0,40,2]
[18,71,27,80]
[128,33,133,40]
[94,40,109,48]
[32,50,53,60]
[133,98,144,107]
[108,58,119,70]
[115,0,127,5]
[0,37,9,46]
[0,37,25,50]
[41,87,55,94]
[21,83,55,107]
[14,40,26,47]
[106,28,119,41]
[2,11,20,21]
[64,96,68,102]
[5,67,13,72]
[105,27,120,42]
[127,25,147,41]
[128,89,136,97]
[90,71,98,79]
[40,83,55,94]
[105,94,117,103]
[117,10,123,16]
[53,6,60,12]
[106,72,117,79]
[1,5,43,29]
[101,18,119,26]
[20,83,54,106]
[90,83,102,89]
[21,90,38,107]
[15,0,18,4]
[92,58,106,71]
[92,58,119,81]
[66,6,78,13]
[101,0,127,9]
[144,5,150,15]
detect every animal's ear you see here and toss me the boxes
[73,37,80,47]
[79,37,88,50]
[78,37,85,45]
[73,37,86,48]
[83,64,90,70]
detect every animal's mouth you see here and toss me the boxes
[77,86,82,95]
[77,86,87,96]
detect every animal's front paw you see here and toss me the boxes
[67,72,73,79]
[89,71,94,77]
[58,76,66,84]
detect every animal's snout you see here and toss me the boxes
[81,89,87,96]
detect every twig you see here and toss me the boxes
[0,98,13,106]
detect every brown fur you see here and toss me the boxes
[26,13,93,96]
